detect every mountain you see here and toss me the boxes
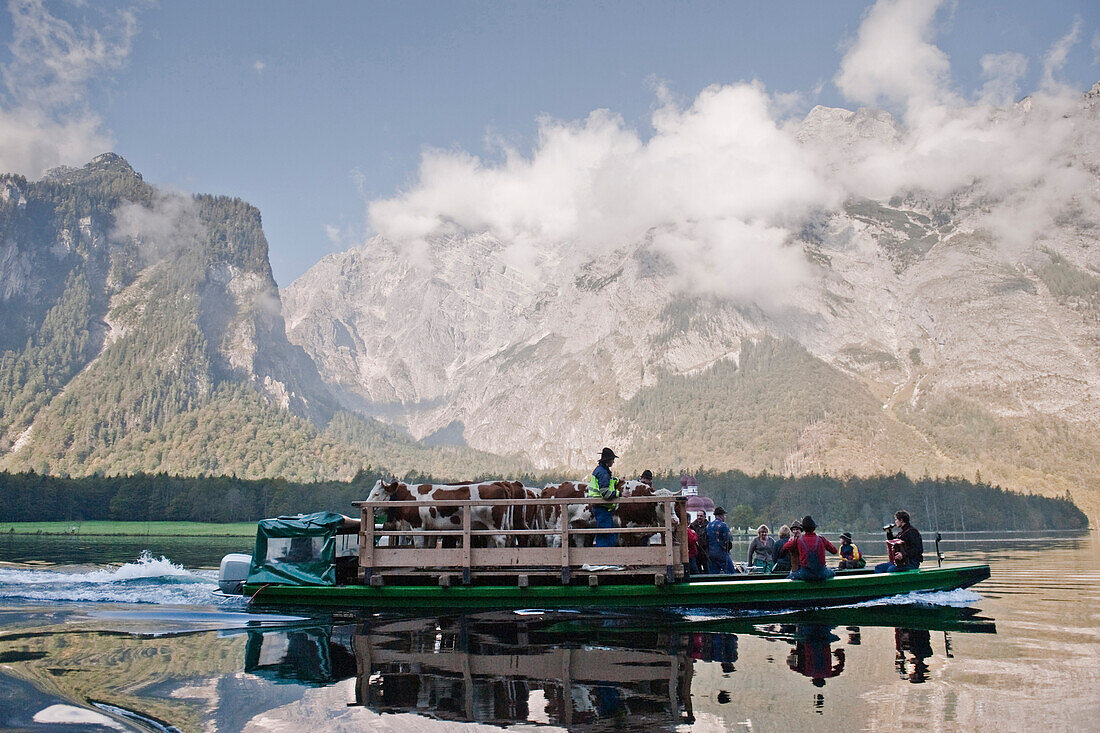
[0,154,523,481]
[284,90,1100,520]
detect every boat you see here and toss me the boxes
[219,494,990,611]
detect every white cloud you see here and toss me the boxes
[978,52,1028,106]
[324,224,340,245]
[834,0,956,115]
[112,190,202,265]
[0,1,143,178]
[368,83,839,311]
[824,6,1095,255]
[364,0,1098,313]
[1041,18,1082,94]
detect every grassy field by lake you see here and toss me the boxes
[0,521,256,537]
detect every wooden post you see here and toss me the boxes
[560,517,571,585]
[353,631,372,706]
[462,504,472,585]
[664,497,674,568]
[359,505,375,584]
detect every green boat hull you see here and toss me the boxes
[242,563,990,611]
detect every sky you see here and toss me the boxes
[0,0,1098,288]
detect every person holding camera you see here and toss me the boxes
[875,510,924,572]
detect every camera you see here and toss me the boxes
[882,525,893,532]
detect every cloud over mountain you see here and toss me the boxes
[366,0,1097,311]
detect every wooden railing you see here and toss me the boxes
[353,495,689,585]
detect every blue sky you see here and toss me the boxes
[0,0,1097,286]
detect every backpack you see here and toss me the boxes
[798,534,825,572]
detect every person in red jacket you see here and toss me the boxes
[686,525,699,577]
[783,516,837,581]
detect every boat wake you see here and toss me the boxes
[0,550,240,606]
[848,588,983,607]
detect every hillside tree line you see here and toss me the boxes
[0,468,1086,531]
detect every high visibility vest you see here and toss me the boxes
[587,473,620,510]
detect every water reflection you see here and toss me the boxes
[241,605,995,728]
[895,628,934,684]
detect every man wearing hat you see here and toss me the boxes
[705,507,735,574]
[783,515,837,581]
[837,531,865,569]
[587,447,621,548]
[776,520,802,572]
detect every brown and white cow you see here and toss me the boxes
[539,481,597,547]
[364,479,528,548]
[615,481,679,546]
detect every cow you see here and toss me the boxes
[364,479,528,548]
[539,481,596,547]
[615,481,680,546]
[516,484,546,547]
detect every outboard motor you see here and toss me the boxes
[218,553,252,594]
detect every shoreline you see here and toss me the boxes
[0,521,256,538]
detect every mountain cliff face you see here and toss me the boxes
[0,154,518,481]
[284,91,1100,518]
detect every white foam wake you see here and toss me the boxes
[847,588,983,607]
[0,550,234,606]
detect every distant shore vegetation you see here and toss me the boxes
[0,468,1087,532]
[0,520,256,536]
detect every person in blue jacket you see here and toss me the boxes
[705,507,735,574]
[587,447,621,548]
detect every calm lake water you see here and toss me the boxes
[0,532,1095,732]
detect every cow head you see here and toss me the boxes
[364,479,405,523]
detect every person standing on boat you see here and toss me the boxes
[690,513,710,573]
[875,510,923,572]
[587,447,621,548]
[784,515,837,581]
[686,522,699,577]
[705,507,735,574]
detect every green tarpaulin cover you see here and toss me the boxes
[247,511,348,586]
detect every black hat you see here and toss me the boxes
[599,447,618,461]
[840,531,852,541]
[714,507,726,516]
[640,469,653,481]
[801,515,817,532]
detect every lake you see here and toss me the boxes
[0,531,1096,731]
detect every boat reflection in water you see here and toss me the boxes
[242,605,995,727]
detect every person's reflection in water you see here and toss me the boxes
[595,684,624,722]
[786,625,845,690]
[895,628,934,683]
[697,633,738,670]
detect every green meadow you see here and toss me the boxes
[0,521,256,537]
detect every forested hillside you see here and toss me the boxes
[0,469,1085,531]
[0,154,528,481]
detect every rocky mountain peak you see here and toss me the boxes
[42,152,142,185]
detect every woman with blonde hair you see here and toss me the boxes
[771,525,792,573]
[747,524,776,571]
